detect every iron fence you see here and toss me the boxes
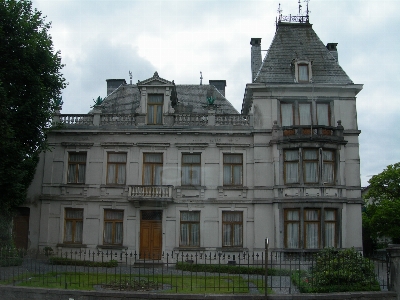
[0,247,390,295]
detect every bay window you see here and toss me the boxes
[284,208,338,249]
[280,101,332,127]
[284,148,336,185]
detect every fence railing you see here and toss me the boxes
[0,247,390,295]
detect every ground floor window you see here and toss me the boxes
[103,209,123,245]
[284,208,338,249]
[64,208,83,244]
[180,211,200,247]
[222,211,243,247]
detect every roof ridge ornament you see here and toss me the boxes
[276,0,310,26]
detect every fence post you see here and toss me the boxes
[387,244,400,300]
[265,238,269,298]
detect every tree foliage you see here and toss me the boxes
[363,162,400,244]
[0,0,66,246]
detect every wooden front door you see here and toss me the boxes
[13,208,30,249]
[140,210,162,259]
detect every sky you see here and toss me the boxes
[31,0,400,187]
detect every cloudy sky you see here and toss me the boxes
[31,0,400,186]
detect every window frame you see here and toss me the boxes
[223,154,243,186]
[181,153,201,186]
[64,208,83,244]
[180,211,200,247]
[143,153,163,185]
[298,64,310,83]
[147,94,164,125]
[103,209,124,245]
[283,148,336,185]
[67,152,87,184]
[284,208,338,249]
[280,100,332,127]
[222,211,243,247]
[106,152,127,185]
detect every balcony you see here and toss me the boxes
[271,121,346,145]
[128,185,173,207]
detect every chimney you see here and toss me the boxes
[250,38,262,82]
[209,80,226,96]
[326,43,338,62]
[106,79,126,95]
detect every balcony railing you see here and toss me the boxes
[129,185,173,199]
[174,114,208,126]
[215,114,250,126]
[100,114,135,125]
[272,122,345,144]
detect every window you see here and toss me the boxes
[67,152,86,183]
[103,209,123,245]
[64,208,83,244]
[147,94,163,124]
[106,153,127,185]
[317,103,330,126]
[284,148,335,185]
[182,154,201,186]
[280,101,332,127]
[223,154,243,186]
[298,64,309,82]
[284,208,338,249]
[143,153,163,185]
[222,211,243,247]
[180,211,200,247]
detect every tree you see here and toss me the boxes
[363,162,400,245]
[0,0,66,247]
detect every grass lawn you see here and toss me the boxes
[2,271,272,294]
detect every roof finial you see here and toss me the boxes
[298,0,302,15]
[200,71,203,85]
[129,70,132,85]
[305,0,310,17]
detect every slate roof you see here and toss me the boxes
[254,22,353,84]
[99,83,238,115]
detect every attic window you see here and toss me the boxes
[294,60,312,83]
[298,64,309,82]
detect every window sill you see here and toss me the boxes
[218,186,248,190]
[97,245,128,250]
[217,247,249,252]
[56,243,87,248]
[178,186,206,190]
[174,247,206,251]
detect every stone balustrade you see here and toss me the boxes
[55,113,252,128]
[58,114,94,125]
[129,185,173,198]
[100,114,135,125]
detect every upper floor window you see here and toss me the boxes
[147,94,163,125]
[223,154,243,186]
[284,148,335,185]
[180,211,200,247]
[281,101,331,127]
[182,153,201,186]
[106,153,127,185]
[64,208,83,244]
[143,153,163,185]
[67,152,86,184]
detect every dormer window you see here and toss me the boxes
[294,60,312,83]
[147,94,163,125]
[298,64,309,82]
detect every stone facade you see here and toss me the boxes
[20,20,363,259]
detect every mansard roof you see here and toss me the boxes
[254,22,353,84]
[100,82,238,115]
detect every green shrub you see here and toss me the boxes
[0,257,23,267]
[175,262,290,276]
[292,248,380,293]
[48,256,118,268]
